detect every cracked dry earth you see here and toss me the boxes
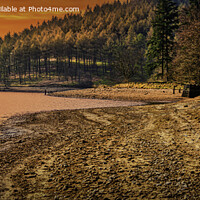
[0,98,200,200]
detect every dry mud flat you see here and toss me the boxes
[0,92,140,124]
[0,98,200,199]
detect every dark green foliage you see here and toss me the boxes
[189,0,200,8]
[147,0,179,81]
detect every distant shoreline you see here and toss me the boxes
[50,87,187,104]
[0,86,75,93]
[0,86,187,104]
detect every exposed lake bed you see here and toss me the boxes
[0,89,199,199]
[0,91,145,125]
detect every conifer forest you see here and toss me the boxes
[0,0,199,87]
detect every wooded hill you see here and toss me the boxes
[0,0,199,87]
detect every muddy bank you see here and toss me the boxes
[0,97,199,199]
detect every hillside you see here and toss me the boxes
[0,0,199,86]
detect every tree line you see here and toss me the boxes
[0,0,199,87]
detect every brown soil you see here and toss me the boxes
[0,96,200,199]
[51,87,185,103]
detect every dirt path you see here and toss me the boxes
[0,97,199,199]
[0,92,144,124]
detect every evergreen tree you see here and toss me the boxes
[0,37,3,45]
[189,0,200,8]
[0,0,158,85]
[147,0,179,80]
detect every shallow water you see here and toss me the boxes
[0,92,145,122]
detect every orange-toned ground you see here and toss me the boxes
[0,92,143,123]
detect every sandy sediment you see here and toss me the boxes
[0,95,199,199]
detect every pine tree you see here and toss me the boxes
[147,0,179,80]
[188,0,200,20]
[0,0,156,85]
